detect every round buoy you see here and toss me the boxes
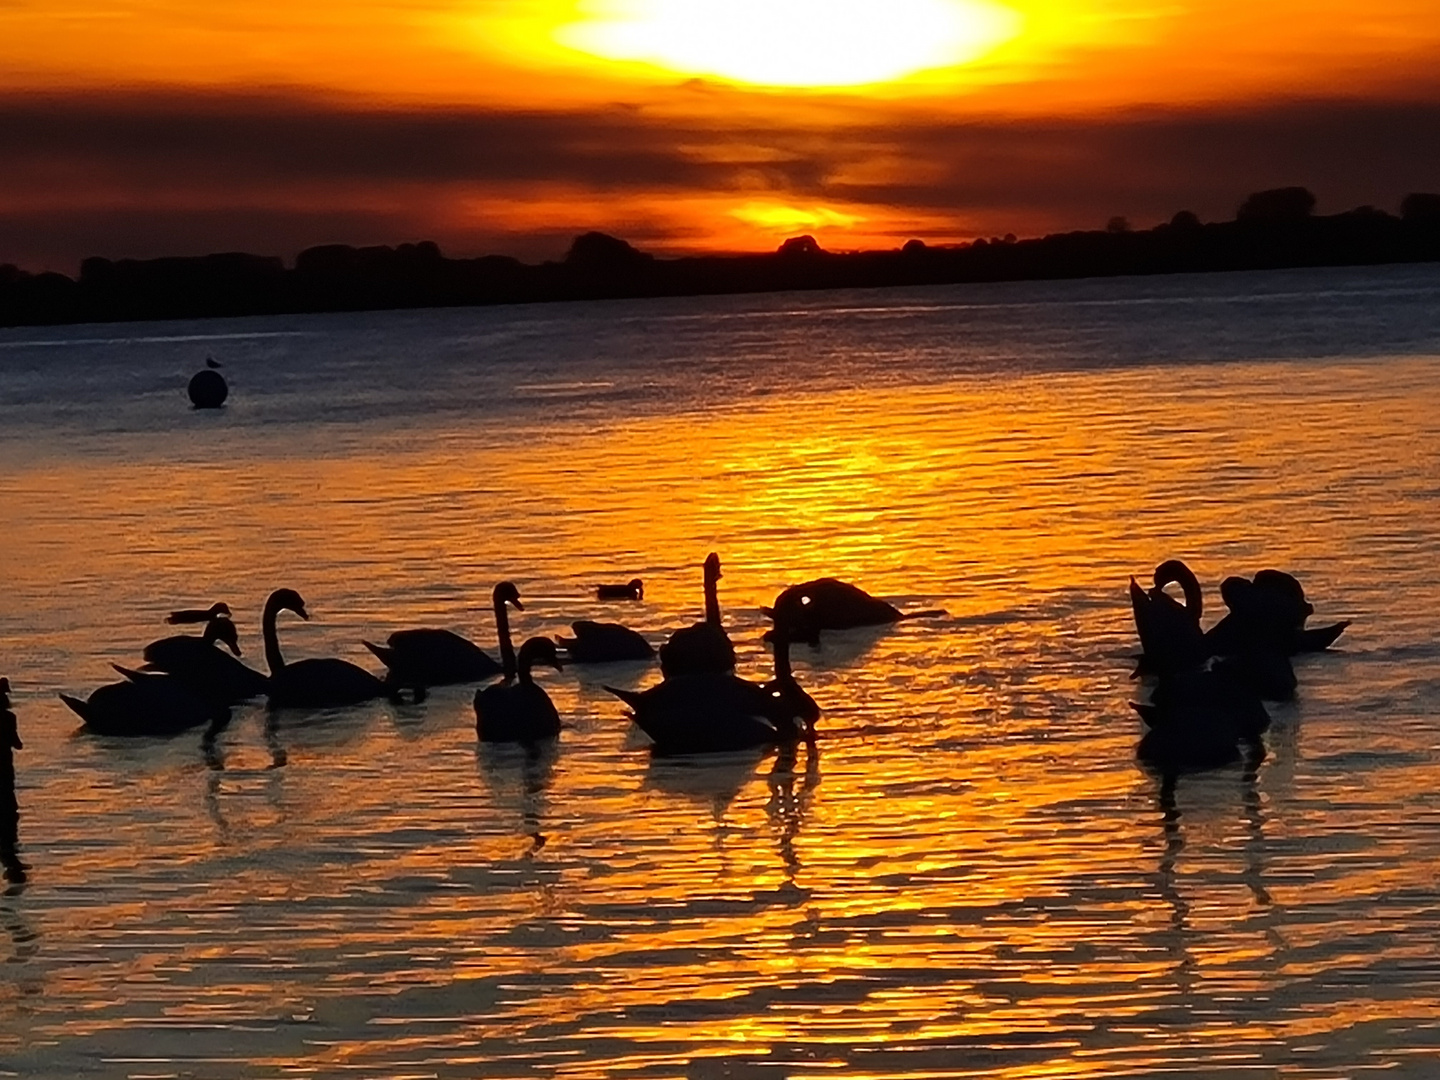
[188,368,228,409]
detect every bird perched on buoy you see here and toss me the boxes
[188,357,228,409]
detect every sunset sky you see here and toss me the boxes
[3,0,1440,270]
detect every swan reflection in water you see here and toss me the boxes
[1151,741,1270,999]
[476,738,558,855]
[765,741,821,881]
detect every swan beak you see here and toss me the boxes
[296,606,311,621]
[228,642,243,657]
[511,599,525,611]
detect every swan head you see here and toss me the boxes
[209,602,232,619]
[268,588,310,621]
[628,577,644,598]
[1152,559,1195,592]
[493,581,524,611]
[1253,569,1313,620]
[704,552,722,583]
[518,636,563,673]
[1219,575,1253,614]
[204,616,243,656]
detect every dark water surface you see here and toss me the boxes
[1,265,1439,1077]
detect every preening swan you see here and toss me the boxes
[763,577,944,638]
[658,552,735,677]
[1129,559,1208,676]
[263,588,389,709]
[142,615,269,704]
[364,581,522,689]
[475,637,563,743]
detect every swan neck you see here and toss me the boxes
[704,574,721,626]
[262,595,285,676]
[773,633,793,679]
[1156,562,1204,622]
[496,600,517,680]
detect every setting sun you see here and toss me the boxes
[555,0,1022,87]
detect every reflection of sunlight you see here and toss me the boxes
[556,0,1022,87]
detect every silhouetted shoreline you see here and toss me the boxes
[4,188,1439,328]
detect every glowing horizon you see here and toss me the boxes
[1,0,1439,269]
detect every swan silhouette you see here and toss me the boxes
[475,637,563,743]
[141,615,268,704]
[364,581,522,690]
[1206,570,1349,656]
[166,602,231,626]
[61,667,228,736]
[1129,559,1209,676]
[557,620,655,664]
[596,579,644,601]
[608,622,816,754]
[658,552,735,677]
[762,577,943,637]
[1133,659,1270,773]
[263,589,389,708]
[760,621,820,738]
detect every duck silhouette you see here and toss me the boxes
[608,621,816,754]
[165,602,232,626]
[596,578,644,601]
[475,637,563,743]
[364,582,523,690]
[140,615,269,705]
[557,620,655,664]
[658,553,735,677]
[61,667,228,736]
[262,589,389,709]
[763,577,943,637]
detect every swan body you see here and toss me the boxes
[557,620,655,663]
[262,588,388,709]
[607,675,789,754]
[1130,559,1209,676]
[764,577,905,632]
[610,623,817,754]
[166,602,231,625]
[1133,659,1268,773]
[596,579,644,601]
[363,581,521,688]
[141,617,269,704]
[475,637,563,743]
[61,669,227,737]
[1206,570,1349,657]
[659,552,735,677]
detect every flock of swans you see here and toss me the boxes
[46,552,1349,772]
[55,554,937,755]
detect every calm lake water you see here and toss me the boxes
[2,264,1440,1078]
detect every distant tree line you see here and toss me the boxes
[3,187,1440,328]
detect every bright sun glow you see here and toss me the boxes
[556,0,1023,87]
